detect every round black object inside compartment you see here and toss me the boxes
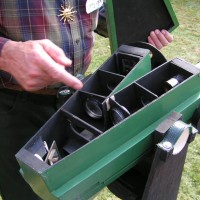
[110,106,130,125]
[84,97,103,119]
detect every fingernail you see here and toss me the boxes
[161,30,166,34]
[74,81,83,90]
[64,59,72,67]
[155,29,160,35]
[65,58,72,64]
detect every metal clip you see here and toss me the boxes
[44,141,61,166]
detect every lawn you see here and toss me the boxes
[1,0,199,199]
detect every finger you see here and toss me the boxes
[38,39,72,67]
[155,30,169,47]
[38,49,83,89]
[148,36,156,47]
[161,30,174,43]
[54,67,83,90]
[149,31,163,49]
[31,45,83,90]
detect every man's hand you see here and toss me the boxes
[148,29,174,50]
[0,39,83,91]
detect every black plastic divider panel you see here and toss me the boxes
[81,70,124,96]
[69,123,97,142]
[100,45,149,75]
[25,111,67,150]
[59,109,103,155]
[105,83,158,125]
[61,91,107,133]
[61,122,90,155]
[100,52,141,76]
[117,53,141,76]
[19,45,152,168]
[112,83,158,113]
[25,108,101,161]
[136,61,194,97]
[24,110,89,160]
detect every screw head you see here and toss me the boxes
[59,89,71,96]
[162,141,173,149]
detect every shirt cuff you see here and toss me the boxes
[0,37,10,56]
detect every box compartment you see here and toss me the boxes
[136,61,194,97]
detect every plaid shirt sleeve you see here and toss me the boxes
[0,37,10,56]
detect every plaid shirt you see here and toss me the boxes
[0,0,99,75]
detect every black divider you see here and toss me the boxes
[100,52,141,76]
[25,109,103,163]
[24,111,76,160]
[81,70,124,96]
[105,83,158,125]
[61,91,108,133]
[69,123,97,142]
[61,121,93,155]
[136,62,193,96]
[21,45,155,166]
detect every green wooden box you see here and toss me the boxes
[16,49,200,199]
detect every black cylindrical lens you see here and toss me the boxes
[110,106,130,125]
[84,97,103,119]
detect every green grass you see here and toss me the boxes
[1,0,199,199]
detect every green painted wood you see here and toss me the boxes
[16,58,200,200]
[105,1,118,52]
[163,0,179,32]
[113,53,151,93]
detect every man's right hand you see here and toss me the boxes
[0,39,83,91]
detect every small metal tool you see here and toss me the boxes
[45,141,61,166]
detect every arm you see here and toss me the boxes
[0,39,83,91]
